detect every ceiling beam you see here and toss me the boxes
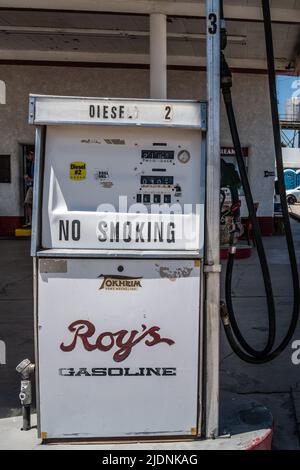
[0,25,247,44]
[0,1,299,24]
[0,49,291,72]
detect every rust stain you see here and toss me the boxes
[101,181,113,188]
[81,138,101,144]
[158,266,193,281]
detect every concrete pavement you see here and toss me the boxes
[220,217,300,449]
[0,238,34,419]
[0,393,274,450]
[0,218,300,449]
[289,203,300,223]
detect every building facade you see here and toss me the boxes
[0,1,299,235]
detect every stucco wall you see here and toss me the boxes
[0,65,274,218]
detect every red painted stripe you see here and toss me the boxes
[0,216,23,236]
[246,428,273,450]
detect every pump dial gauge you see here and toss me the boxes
[177,149,191,164]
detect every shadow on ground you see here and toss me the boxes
[1,220,300,448]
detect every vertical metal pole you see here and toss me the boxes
[31,126,45,257]
[30,124,45,435]
[205,0,220,438]
[150,13,167,99]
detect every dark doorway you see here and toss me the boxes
[20,144,35,226]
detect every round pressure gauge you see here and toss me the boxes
[177,149,191,164]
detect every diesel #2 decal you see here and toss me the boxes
[69,162,86,180]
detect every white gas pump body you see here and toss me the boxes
[30,95,207,440]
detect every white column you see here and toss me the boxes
[205,0,220,439]
[0,80,6,104]
[150,13,167,99]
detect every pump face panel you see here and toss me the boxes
[38,258,200,438]
[30,96,206,440]
[42,125,204,252]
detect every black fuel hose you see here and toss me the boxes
[222,78,276,359]
[220,0,300,363]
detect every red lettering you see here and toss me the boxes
[96,332,114,351]
[113,329,140,362]
[60,321,175,361]
[60,320,97,352]
[145,326,175,347]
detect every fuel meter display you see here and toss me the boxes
[141,150,174,160]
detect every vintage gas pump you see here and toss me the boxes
[25,0,298,447]
[29,97,207,440]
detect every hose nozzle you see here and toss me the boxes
[220,301,230,326]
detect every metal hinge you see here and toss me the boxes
[200,102,207,131]
[204,264,222,273]
[28,96,35,124]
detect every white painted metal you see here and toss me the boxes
[0,80,5,104]
[32,257,41,433]
[36,249,201,259]
[0,2,299,72]
[150,13,167,99]
[37,258,201,439]
[30,96,205,128]
[1,1,300,24]
[205,0,220,438]
[30,94,206,439]
[41,124,203,252]
[29,88,206,439]
[31,126,45,257]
